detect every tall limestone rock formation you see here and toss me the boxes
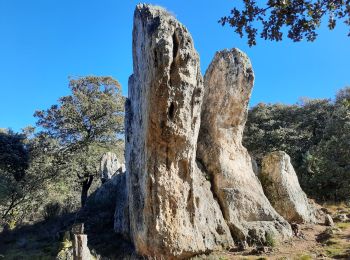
[197,49,292,244]
[125,4,233,258]
[261,151,317,223]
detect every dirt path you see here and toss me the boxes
[213,223,328,259]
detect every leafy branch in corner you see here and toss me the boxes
[220,0,350,46]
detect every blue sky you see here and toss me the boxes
[0,0,349,131]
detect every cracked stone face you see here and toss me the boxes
[196,49,292,245]
[121,4,292,258]
[125,4,233,258]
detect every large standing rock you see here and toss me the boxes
[126,4,233,258]
[197,49,292,244]
[260,151,317,223]
[100,152,121,183]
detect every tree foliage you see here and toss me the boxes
[244,86,350,201]
[0,76,125,228]
[34,76,125,207]
[306,89,350,200]
[220,0,350,46]
[0,128,57,227]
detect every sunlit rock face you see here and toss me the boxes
[197,49,292,245]
[122,4,294,258]
[125,4,233,258]
[100,152,121,183]
[261,151,317,224]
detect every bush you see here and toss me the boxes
[244,87,350,201]
[61,197,77,214]
[42,202,61,221]
[265,232,276,247]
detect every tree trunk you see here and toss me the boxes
[81,175,93,207]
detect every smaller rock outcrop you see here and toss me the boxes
[84,166,129,238]
[325,214,334,226]
[334,214,348,222]
[261,151,317,223]
[99,152,122,183]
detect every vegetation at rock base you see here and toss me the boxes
[265,232,277,247]
[315,205,350,258]
[243,86,350,201]
[221,0,350,46]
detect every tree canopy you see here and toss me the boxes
[0,128,57,226]
[243,86,350,201]
[34,76,125,207]
[220,0,350,46]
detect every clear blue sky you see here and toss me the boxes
[0,0,349,132]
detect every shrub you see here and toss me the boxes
[61,197,77,214]
[265,232,276,247]
[42,202,61,221]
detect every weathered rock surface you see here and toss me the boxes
[92,170,126,208]
[113,171,130,238]
[325,214,334,226]
[308,199,327,223]
[73,234,92,260]
[100,152,122,183]
[197,49,292,244]
[126,4,233,258]
[261,151,317,223]
[85,168,129,238]
[334,213,348,222]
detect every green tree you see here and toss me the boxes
[243,99,332,197]
[0,128,57,226]
[308,87,350,201]
[34,76,124,207]
[220,0,350,46]
[0,129,29,223]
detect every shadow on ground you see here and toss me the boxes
[0,185,135,260]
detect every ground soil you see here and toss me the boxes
[202,205,350,260]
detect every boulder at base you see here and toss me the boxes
[261,151,317,223]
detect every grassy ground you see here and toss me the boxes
[319,205,350,259]
[0,218,65,259]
